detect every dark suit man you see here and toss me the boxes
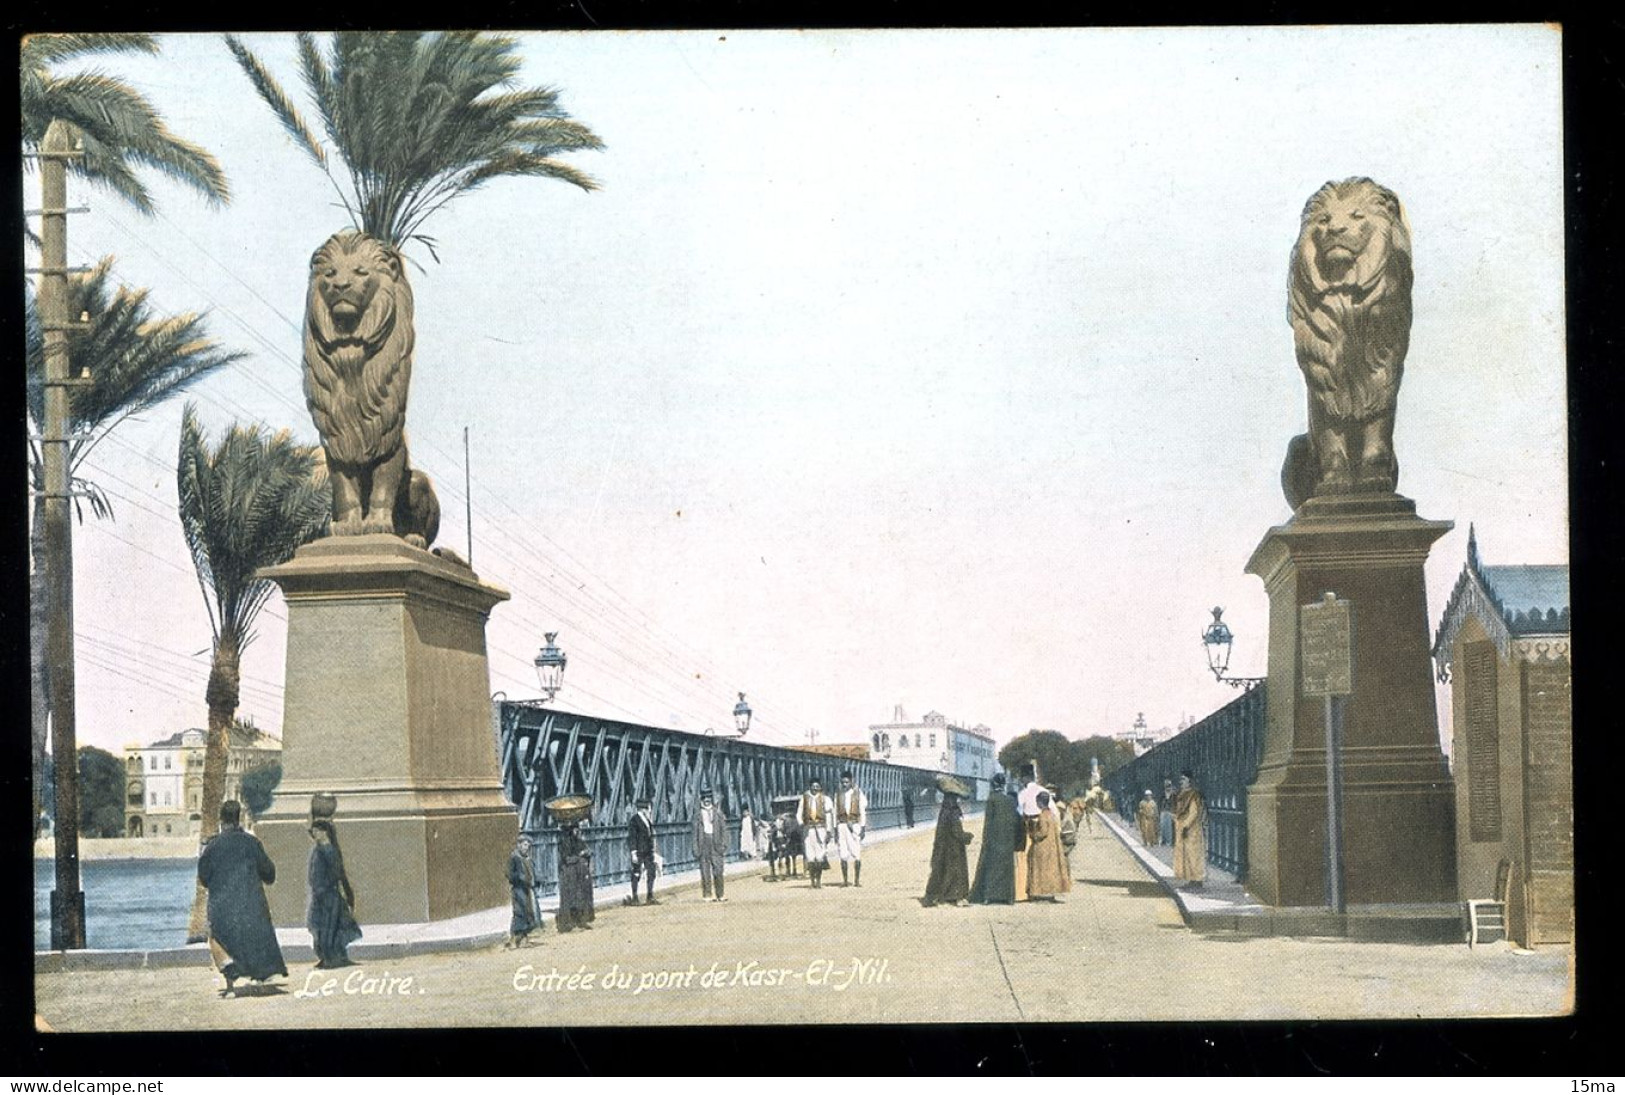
[627,798,658,905]
[692,788,729,902]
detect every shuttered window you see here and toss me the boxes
[1465,640,1501,841]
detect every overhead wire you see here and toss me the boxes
[77,207,824,745]
[102,204,817,740]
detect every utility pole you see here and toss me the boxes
[37,120,88,951]
[463,425,473,567]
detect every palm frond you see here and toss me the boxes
[236,30,602,253]
[223,34,327,171]
[40,72,229,205]
[24,47,230,211]
[70,477,115,523]
[57,127,156,214]
[178,405,330,646]
[26,258,246,484]
[21,33,159,68]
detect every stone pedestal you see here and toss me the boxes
[1244,495,1457,906]
[254,535,517,927]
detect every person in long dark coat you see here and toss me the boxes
[197,800,287,996]
[968,773,1019,905]
[556,821,596,932]
[507,836,542,946]
[626,799,659,906]
[921,790,974,906]
[306,819,362,968]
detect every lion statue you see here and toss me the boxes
[303,230,440,548]
[1282,177,1414,509]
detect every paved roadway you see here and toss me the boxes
[34,822,1571,1030]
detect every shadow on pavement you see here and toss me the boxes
[1080,877,1170,900]
[228,983,289,997]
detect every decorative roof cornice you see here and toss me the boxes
[1433,526,1569,682]
[1511,636,1572,667]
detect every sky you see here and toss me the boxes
[34,26,1567,756]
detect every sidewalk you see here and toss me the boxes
[1099,811,1465,943]
[36,815,1572,1030]
[33,816,961,973]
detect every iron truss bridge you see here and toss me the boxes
[1104,685,1266,879]
[495,699,971,897]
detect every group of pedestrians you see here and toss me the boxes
[500,771,877,950]
[1132,771,1208,888]
[918,767,1088,908]
[194,799,362,998]
[507,799,597,947]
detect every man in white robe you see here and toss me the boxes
[834,771,868,887]
[796,779,836,889]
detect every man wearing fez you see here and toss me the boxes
[692,787,729,902]
[969,772,1019,905]
[834,770,869,887]
[627,798,659,906]
[797,777,836,889]
[196,799,287,997]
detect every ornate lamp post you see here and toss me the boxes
[1202,607,1264,690]
[533,632,568,704]
[732,692,752,737]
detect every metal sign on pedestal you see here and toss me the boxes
[1300,591,1353,914]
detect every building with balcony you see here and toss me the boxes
[124,724,282,837]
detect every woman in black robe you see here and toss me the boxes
[968,773,1019,905]
[306,819,362,968]
[507,836,542,947]
[921,790,974,906]
[197,800,287,996]
[555,822,596,932]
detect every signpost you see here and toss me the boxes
[1300,591,1353,914]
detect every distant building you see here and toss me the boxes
[1113,712,1191,757]
[1432,528,1570,948]
[950,722,997,784]
[867,707,997,784]
[123,724,282,837]
[788,742,872,762]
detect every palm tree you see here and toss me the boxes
[223,31,601,256]
[177,404,331,939]
[25,33,230,847]
[22,33,229,213]
[25,262,245,830]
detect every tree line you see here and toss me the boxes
[995,729,1139,796]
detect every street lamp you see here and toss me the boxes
[533,632,567,703]
[1202,606,1264,690]
[732,692,752,736]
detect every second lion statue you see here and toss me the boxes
[1281,177,1414,510]
[303,230,440,549]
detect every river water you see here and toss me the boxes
[34,858,197,951]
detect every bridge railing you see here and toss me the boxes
[1103,685,1266,879]
[496,700,960,898]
